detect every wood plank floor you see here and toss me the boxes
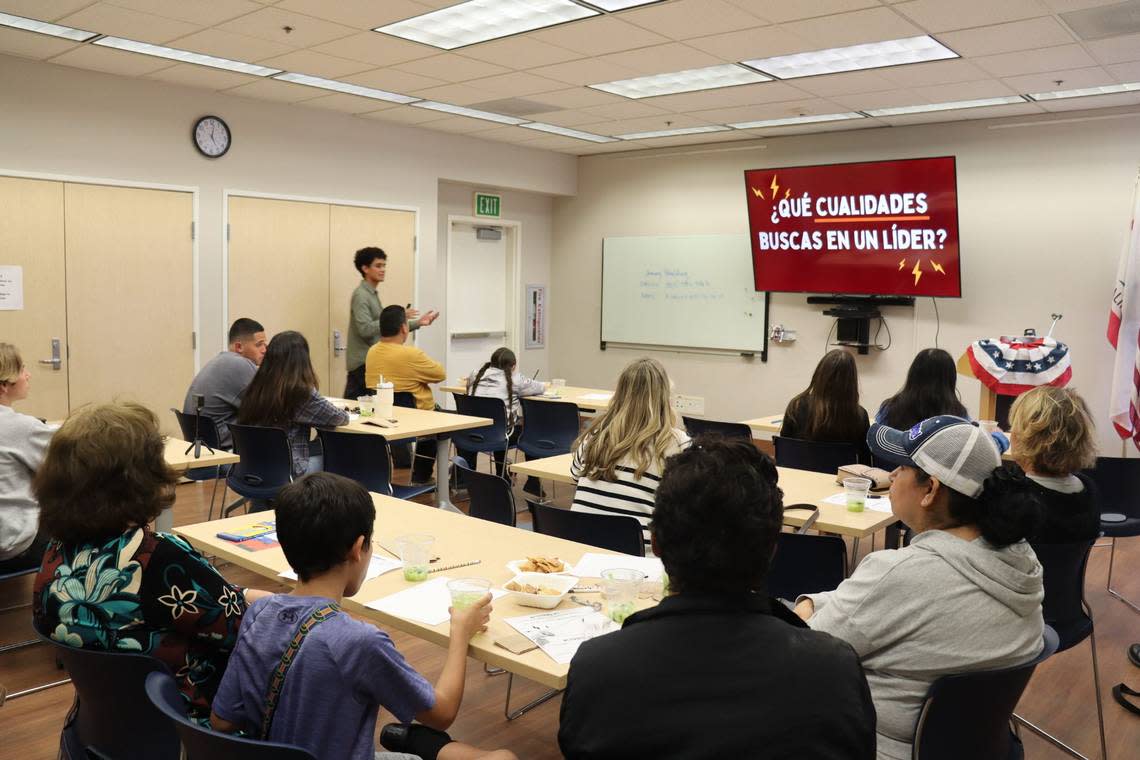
[2,465,1138,759]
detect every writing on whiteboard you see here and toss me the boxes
[638,268,725,302]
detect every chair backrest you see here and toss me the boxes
[767,532,847,601]
[317,428,394,496]
[528,501,645,556]
[172,408,225,450]
[454,458,515,526]
[773,436,859,474]
[393,391,417,409]
[38,631,179,760]
[227,424,294,492]
[682,416,754,441]
[1028,539,1094,651]
[451,394,509,452]
[518,398,580,457]
[1081,456,1140,518]
[145,672,317,760]
[912,626,1059,760]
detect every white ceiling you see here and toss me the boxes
[2,0,1140,155]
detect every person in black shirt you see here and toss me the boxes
[781,349,871,462]
[558,437,876,760]
[876,348,968,429]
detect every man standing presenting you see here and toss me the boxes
[183,318,267,448]
[345,247,438,400]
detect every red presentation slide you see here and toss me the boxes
[744,156,961,297]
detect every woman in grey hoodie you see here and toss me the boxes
[796,416,1045,760]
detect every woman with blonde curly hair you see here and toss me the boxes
[1009,385,1100,542]
[570,358,689,550]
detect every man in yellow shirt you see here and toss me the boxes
[365,305,445,483]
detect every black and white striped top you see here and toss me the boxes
[570,428,690,547]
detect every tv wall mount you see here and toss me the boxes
[807,295,915,354]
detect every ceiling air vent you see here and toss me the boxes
[1061,0,1140,41]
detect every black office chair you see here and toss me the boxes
[1013,540,1108,760]
[145,672,317,760]
[518,398,580,458]
[453,457,515,526]
[767,532,847,601]
[528,501,645,556]
[317,428,433,501]
[38,629,179,760]
[172,408,230,520]
[452,394,513,472]
[682,416,753,440]
[1082,456,1140,613]
[774,436,859,474]
[913,626,1060,760]
[226,424,294,515]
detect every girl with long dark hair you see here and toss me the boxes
[876,348,967,429]
[781,349,869,460]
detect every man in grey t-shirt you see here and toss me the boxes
[183,318,267,448]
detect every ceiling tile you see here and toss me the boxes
[58,3,202,44]
[912,79,1019,101]
[48,44,175,76]
[217,6,358,48]
[295,92,392,113]
[525,108,608,126]
[722,0,879,24]
[343,67,445,92]
[531,15,669,55]
[171,28,295,61]
[1108,60,1140,81]
[358,105,450,125]
[459,36,582,69]
[106,0,262,26]
[686,25,813,60]
[0,1,98,22]
[878,59,990,87]
[222,77,323,102]
[1085,33,1140,65]
[691,97,842,124]
[309,31,436,67]
[1001,65,1118,92]
[936,17,1075,57]
[973,44,1098,77]
[1040,0,1130,10]
[523,133,605,152]
[460,70,566,97]
[144,62,254,89]
[789,69,900,96]
[829,87,928,109]
[580,100,672,120]
[275,0,426,29]
[531,57,642,86]
[393,53,510,82]
[418,114,505,134]
[579,112,719,136]
[891,0,1051,33]
[527,87,628,109]
[642,81,810,111]
[618,0,767,40]
[409,82,504,105]
[255,49,371,78]
[780,7,924,48]
[593,42,724,75]
[0,26,80,60]
[1036,91,1140,111]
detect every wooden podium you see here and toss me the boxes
[957,350,1000,421]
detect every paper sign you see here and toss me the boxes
[278,554,402,583]
[572,552,664,582]
[0,266,24,310]
[823,492,893,513]
[364,576,506,626]
[504,608,617,664]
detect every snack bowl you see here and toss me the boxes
[503,572,579,609]
[505,558,574,576]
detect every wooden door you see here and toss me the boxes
[228,197,331,392]
[446,222,511,398]
[64,183,194,436]
[0,176,68,420]
[329,205,416,393]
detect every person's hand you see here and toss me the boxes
[406,307,421,320]
[793,598,815,621]
[418,309,440,326]
[449,593,492,640]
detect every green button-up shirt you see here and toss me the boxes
[346,279,419,371]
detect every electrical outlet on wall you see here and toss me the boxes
[672,394,705,416]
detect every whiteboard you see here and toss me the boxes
[601,235,767,354]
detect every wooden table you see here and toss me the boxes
[509,453,897,546]
[440,383,613,412]
[743,414,783,439]
[176,494,645,696]
[158,437,241,532]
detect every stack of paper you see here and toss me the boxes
[364,577,506,626]
[572,552,664,582]
[278,554,402,583]
[823,492,893,513]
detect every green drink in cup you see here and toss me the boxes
[601,568,645,624]
[447,578,490,610]
[843,477,872,513]
[395,533,434,582]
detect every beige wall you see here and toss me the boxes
[437,181,554,381]
[551,107,1140,454]
[0,54,575,366]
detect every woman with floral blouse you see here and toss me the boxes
[32,401,270,717]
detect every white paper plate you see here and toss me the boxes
[503,572,579,609]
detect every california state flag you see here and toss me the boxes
[1108,169,1140,448]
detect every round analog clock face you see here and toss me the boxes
[193,116,231,158]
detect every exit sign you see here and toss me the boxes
[474,192,501,218]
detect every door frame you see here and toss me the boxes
[0,168,201,371]
[221,189,421,353]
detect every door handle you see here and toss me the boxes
[38,338,62,371]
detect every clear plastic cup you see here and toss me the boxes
[551,378,567,388]
[356,395,375,417]
[843,477,872,513]
[447,578,490,610]
[601,568,644,624]
[978,419,999,434]
[395,533,434,582]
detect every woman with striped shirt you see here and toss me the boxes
[570,358,689,549]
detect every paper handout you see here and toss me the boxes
[279,554,402,583]
[364,577,506,626]
[504,608,617,664]
[572,552,664,581]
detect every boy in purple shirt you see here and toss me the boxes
[211,473,516,760]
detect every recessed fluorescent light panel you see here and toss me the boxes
[744,35,957,79]
[591,64,770,99]
[865,96,1026,117]
[411,100,528,125]
[376,0,597,50]
[1028,82,1140,100]
[730,112,866,129]
[618,125,731,140]
[94,37,281,76]
[521,122,618,142]
[583,0,663,9]
[0,11,97,41]
[274,72,419,104]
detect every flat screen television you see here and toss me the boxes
[744,156,961,298]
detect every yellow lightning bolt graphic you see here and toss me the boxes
[898,258,906,271]
[784,188,791,199]
[769,174,779,200]
[752,187,764,199]
[912,261,923,286]
[931,261,946,274]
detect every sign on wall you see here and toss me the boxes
[526,284,545,349]
[0,265,24,310]
[474,192,502,218]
